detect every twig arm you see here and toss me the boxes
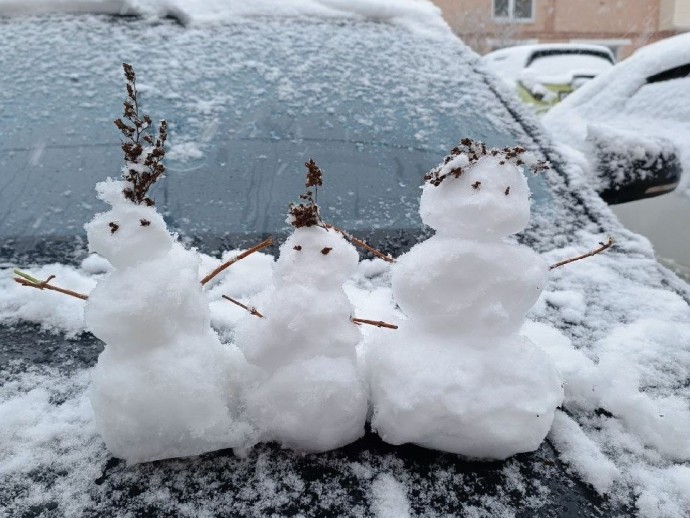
[351,317,398,329]
[549,237,614,271]
[325,225,395,263]
[13,269,89,301]
[222,295,264,318]
[200,237,273,286]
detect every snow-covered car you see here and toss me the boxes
[2,2,690,517]
[542,34,690,204]
[482,43,615,113]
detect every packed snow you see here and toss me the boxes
[83,180,256,463]
[367,149,563,459]
[235,225,368,452]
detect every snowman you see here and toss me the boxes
[234,161,368,452]
[366,140,564,460]
[83,64,254,464]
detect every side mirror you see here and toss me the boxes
[586,124,681,204]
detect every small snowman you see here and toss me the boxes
[366,140,564,460]
[235,160,368,453]
[84,64,253,463]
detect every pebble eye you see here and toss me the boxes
[321,247,332,255]
[294,245,302,251]
[140,219,151,227]
[109,222,119,234]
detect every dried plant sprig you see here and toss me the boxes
[114,63,168,206]
[13,269,89,301]
[549,237,614,270]
[222,295,264,318]
[288,159,324,228]
[324,224,395,263]
[351,317,398,329]
[424,138,550,187]
[200,237,274,286]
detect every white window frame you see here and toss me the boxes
[492,0,535,23]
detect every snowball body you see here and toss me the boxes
[367,155,564,460]
[235,226,368,452]
[84,180,254,464]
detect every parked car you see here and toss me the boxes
[1,3,690,517]
[482,43,615,112]
[542,33,690,205]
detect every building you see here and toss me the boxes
[433,0,690,58]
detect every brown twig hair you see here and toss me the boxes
[114,63,168,206]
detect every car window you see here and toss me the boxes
[525,52,613,80]
[0,16,552,259]
[624,74,690,122]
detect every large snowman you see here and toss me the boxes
[235,162,368,452]
[366,140,564,460]
[84,180,254,463]
[83,64,254,463]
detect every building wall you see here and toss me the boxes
[433,0,687,58]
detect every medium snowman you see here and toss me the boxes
[366,140,564,460]
[235,161,368,452]
[83,64,254,464]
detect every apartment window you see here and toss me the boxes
[493,0,534,21]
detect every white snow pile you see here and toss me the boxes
[367,148,563,460]
[82,179,256,463]
[234,225,368,452]
[542,32,690,194]
[0,0,449,37]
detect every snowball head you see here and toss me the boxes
[85,244,211,352]
[91,333,255,463]
[235,284,361,373]
[245,355,368,452]
[392,236,548,335]
[85,180,173,269]
[273,226,359,288]
[366,331,564,460]
[420,156,531,238]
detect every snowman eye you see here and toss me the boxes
[505,186,511,196]
[140,219,151,227]
[321,247,332,255]
[471,181,481,190]
[293,245,302,251]
[108,222,119,234]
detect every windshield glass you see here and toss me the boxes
[0,16,551,259]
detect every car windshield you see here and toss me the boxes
[0,15,551,261]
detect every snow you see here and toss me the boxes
[235,225,368,452]
[482,43,614,86]
[367,148,563,460]
[371,473,411,518]
[542,32,690,194]
[0,0,449,37]
[83,180,256,463]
